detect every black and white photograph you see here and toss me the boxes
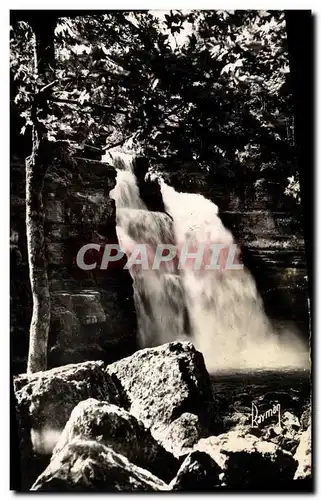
[10,8,312,492]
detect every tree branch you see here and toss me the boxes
[38,79,59,93]
[49,96,128,115]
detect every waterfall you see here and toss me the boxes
[107,152,309,372]
[108,152,190,348]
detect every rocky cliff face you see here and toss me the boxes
[10,153,137,373]
[219,192,309,342]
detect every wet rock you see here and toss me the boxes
[15,361,122,439]
[132,156,166,213]
[170,450,221,490]
[221,408,304,457]
[31,439,169,492]
[260,411,301,453]
[45,198,64,223]
[282,411,300,430]
[279,411,301,453]
[294,425,312,480]
[195,430,297,488]
[222,412,250,431]
[50,308,81,346]
[50,291,106,349]
[300,404,311,432]
[14,361,122,489]
[53,399,178,482]
[106,341,220,452]
[154,413,205,458]
[49,289,137,368]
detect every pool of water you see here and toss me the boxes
[211,369,311,420]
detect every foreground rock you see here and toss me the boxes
[257,411,301,454]
[170,450,221,490]
[14,361,122,489]
[195,430,297,488]
[294,425,312,480]
[155,412,205,457]
[300,403,311,432]
[222,411,250,432]
[31,440,169,491]
[106,341,220,455]
[15,361,122,450]
[53,399,178,482]
[222,410,305,456]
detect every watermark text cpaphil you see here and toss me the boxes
[75,242,244,271]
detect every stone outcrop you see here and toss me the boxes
[195,430,297,488]
[170,450,221,490]
[294,425,312,480]
[14,361,122,489]
[53,398,178,482]
[300,402,311,432]
[31,440,170,492]
[14,361,122,433]
[224,410,302,456]
[155,412,204,458]
[106,341,221,454]
[260,411,301,454]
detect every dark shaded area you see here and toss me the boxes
[241,245,308,337]
[222,480,312,493]
[10,9,119,24]
[285,11,313,327]
[10,383,22,491]
[132,156,166,213]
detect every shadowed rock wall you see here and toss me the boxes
[10,154,137,374]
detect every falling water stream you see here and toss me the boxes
[107,152,309,373]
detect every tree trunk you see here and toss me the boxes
[26,129,50,374]
[24,17,56,373]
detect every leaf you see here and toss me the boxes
[151,78,159,90]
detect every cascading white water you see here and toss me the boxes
[108,152,309,372]
[108,152,190,348]
[160,182,309,371]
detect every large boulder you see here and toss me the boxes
[195,430,297,488]
[106,341,220,453]
[170,450,221,491]
[155,412,204,457]
[53,398,178,482]
[294,425,312,480]
[15,361,122,445]
[31,439,169,492]
[14,361,122,489]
